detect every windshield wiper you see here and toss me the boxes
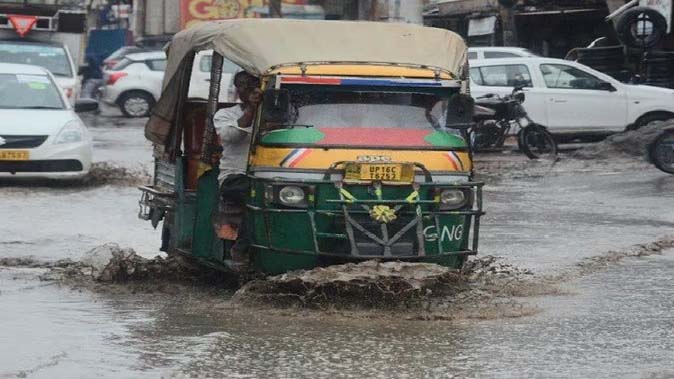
[279,124,314,129]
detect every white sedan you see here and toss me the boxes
[0,63,96,179]
[470,57,674,136]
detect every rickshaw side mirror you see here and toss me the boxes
[262,89,290,123]
[445,93,474,130]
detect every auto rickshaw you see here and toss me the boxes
[139,19,484,274]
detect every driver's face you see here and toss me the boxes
[235,76,259,101]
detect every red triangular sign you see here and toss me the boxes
[8,15,38,38]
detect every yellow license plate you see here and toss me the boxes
[344,163,414,182]
[0,150,29,160]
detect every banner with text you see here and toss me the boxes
[180,0,307,29]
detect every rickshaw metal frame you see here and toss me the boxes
[246,174,484,260]
[266,61,460,80]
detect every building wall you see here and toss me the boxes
[427,0,615,56]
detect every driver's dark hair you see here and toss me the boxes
[234,71,259,88]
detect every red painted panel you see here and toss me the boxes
[316,128,431,146]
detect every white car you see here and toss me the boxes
[0,63,95,179]
[0,40,79,103]
[467,47,537,60]
[187,50,240,103]
[470,57,674,136]
[101,51,166,117]
[101,50,241,118]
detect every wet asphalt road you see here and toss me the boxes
[1,114,674,378]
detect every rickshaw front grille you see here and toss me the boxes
[347,212,420,257]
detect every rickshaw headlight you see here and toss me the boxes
[279,186,306,206]
[439,189,466,209]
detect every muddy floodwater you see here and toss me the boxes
[1,115,674,378]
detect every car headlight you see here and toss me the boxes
[54,120,86,144]
[438,189,466,210]
[279,186,306,205]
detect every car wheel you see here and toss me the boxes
[649,130,674,174]
[119,91,154,118]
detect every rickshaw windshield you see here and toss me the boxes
[258,84,467,148]
[273,85,454,131]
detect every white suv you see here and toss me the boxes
[101,51,166,117]
[467,47,537,60]
[470,57,674,136]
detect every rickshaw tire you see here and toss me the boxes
[160,225,171,252]
[519,124,558,160]
[649,130,674,174]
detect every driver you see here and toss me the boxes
[213,71,262,266]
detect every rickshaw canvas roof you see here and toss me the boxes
[147,19,467,146]
[164,18,467,82]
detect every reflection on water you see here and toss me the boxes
[2,134,674,378]
[482,171,674,272]
[4,253,672,378]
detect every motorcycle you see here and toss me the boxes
[649,128,674,174]
[472,87,558,160]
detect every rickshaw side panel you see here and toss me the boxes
[191,169,224,262]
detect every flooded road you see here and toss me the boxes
[1,115,674,378]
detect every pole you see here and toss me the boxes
[269,0,282,18]
[199,52,224,174]
[369,0,377,20]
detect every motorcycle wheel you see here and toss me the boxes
[518,124,558,160]
[470,121,503,151]
[649,130,674,174]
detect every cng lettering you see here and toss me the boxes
[423,225,464,242]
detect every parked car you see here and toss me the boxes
[102,46,160,71]
[187,50,241,103]
[0,40,79,103]
[101,51,167,117]
[469,57,674,137]
[102,50,241,118]
[468,47,537,60]
[0,63,96,179]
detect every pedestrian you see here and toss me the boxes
[213,71,262,268]
[81,55,103,100]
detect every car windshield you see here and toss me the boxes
[0,43,72,77]
[0,73,64,109]
[278,86,452,130]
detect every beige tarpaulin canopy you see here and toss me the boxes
[146,19,467,145]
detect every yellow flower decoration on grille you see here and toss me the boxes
[370,205,397,224]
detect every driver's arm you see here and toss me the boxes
[214,107,250,143]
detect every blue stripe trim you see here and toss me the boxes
[340,78,444,87]
[449,151,465,171]
[279,148,301,167]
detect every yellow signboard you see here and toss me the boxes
[181,0,307,29]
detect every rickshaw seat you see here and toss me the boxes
[183,102,240,189]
